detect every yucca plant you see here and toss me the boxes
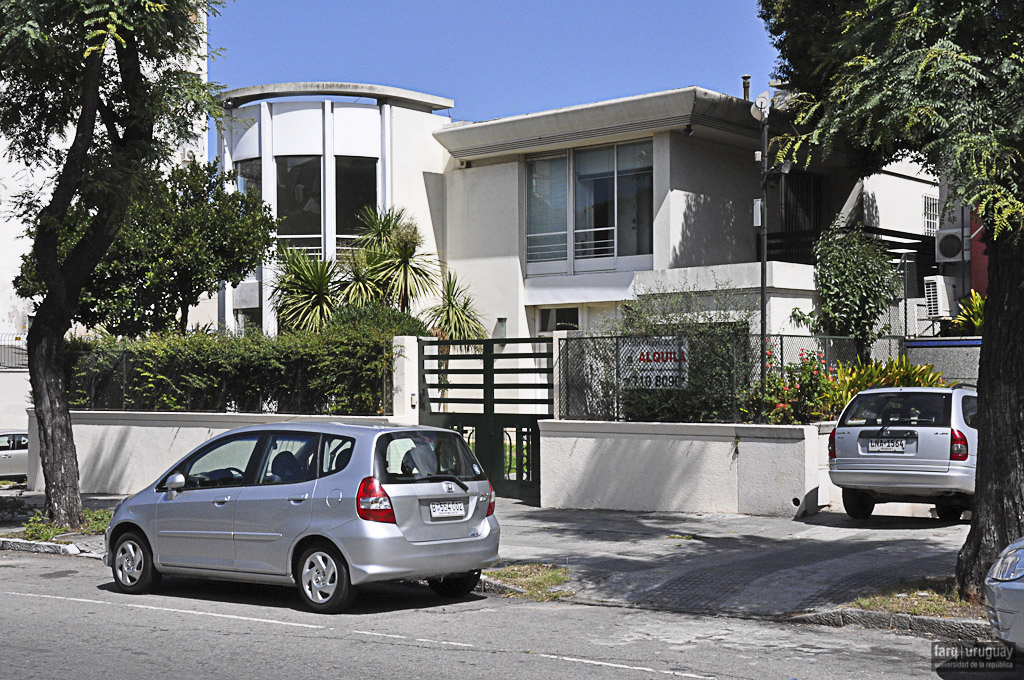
[338,248,385,307]
[367,222,440,314]
[422,271,488,340]
[354,205,412,253]
[952,289,985,336]
[270,247,343,333]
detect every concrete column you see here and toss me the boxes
[380,103,392,208]
[551,330,568,419]
[391,336,420,425]
[652,132,673,271]
[260,102,278,336]
[323,101,336,259]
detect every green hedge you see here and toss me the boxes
[67,305,428,415]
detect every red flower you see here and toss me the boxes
[794,384,800,389]
[812,370,818,375]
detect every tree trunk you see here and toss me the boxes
[27,299,83,529]
[956,232,1024,601]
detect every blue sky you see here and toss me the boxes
[208,0,779,123]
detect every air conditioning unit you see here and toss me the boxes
[935,226,970,263]
[924,275,958,318]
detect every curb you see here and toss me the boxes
[785,608,994,640]
[479,574,528,596]
[0,536,80,557]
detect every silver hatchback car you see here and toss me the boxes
[104,424,500,613]
[829,386,978,520]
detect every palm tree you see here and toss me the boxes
[354,205,412,253]
[422,270,488,340]
[338,248,385,307]
[366,221,439,313]
[270,247,343,332]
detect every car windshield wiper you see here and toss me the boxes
[419,474,469,492]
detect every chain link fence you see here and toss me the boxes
[0,333,28,370]
[559,333,904,423]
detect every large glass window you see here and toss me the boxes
[276,156,322,256]
[574,146,616,259]
[526,141,653,265]
[616,142,653,257]
[336,156,377,253]
[235,159,262,199]
[526,157,568,262]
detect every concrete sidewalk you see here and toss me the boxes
[494,498,969,618]
[1,487,971,620]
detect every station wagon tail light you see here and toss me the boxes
[357,477,396,523]
[828,429,836,459]
[486,482,495,517]
[950,429,969,461]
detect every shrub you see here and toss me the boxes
[831,356,953,412]
[746,349,836,424]
[66,308,428,415]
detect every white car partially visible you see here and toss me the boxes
[0,431,28,480]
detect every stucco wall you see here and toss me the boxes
[906,339,980,385]
[662,133,760,269]
[540,420,819,517]
[0,371,30,431]
[444,160,529,337]
[27,411,391,495]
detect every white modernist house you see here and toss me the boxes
[216,82,953,339]
[216,82,453,334]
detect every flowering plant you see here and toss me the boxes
[746,348,838,424]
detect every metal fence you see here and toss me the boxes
[559,333,904,423]
[0,333,28,370]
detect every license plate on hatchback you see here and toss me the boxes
[429,501,465,519]
[868,438,906,453]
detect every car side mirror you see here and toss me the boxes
[166,473,186,499]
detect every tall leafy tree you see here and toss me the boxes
[0,1,219,527]
[759,0,1024,599]
[18,161,278,335]
[793,223,902,360]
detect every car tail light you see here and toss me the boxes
[828,428,837,459]
[486,482,495,517]
[356,477,396,523]
[950,429,969,461]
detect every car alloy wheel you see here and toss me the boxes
[296,544,353,613]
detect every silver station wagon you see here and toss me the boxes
[104,424,500,613]
[829,386,978,520]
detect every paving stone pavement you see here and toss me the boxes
[494,498,970,617]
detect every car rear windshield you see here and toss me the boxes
[840,392,952,428]
[374,430,487,484]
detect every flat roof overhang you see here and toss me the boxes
[218,82,454,113]
[433,87,763,160]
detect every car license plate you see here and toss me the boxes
[868,438,906,453]
[429,501,465,519]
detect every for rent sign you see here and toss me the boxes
[619,337,688,390]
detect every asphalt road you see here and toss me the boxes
[0,551,1007,680]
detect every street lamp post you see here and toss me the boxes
[752,91,771,423]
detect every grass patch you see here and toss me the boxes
[849,577,986,619]
[666,533,695,540]
[487,563,572,601]
[19,507,113,543]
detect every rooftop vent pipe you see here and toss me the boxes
[742,75,751,101]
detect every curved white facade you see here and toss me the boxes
[216,83,453,334]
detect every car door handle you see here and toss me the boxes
[212,496,231,506]
[288,494,309,504]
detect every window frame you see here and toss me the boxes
[525,139,654,277]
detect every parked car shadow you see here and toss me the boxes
[96,577,485,614]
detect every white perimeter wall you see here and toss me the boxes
[541,420,819,517]
[0,371,30,430]
[27,411,391,495]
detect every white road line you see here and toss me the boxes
[415,638,474,647]
[353,630,408,639]
[4,591,324,629]
[535,653,715,679]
